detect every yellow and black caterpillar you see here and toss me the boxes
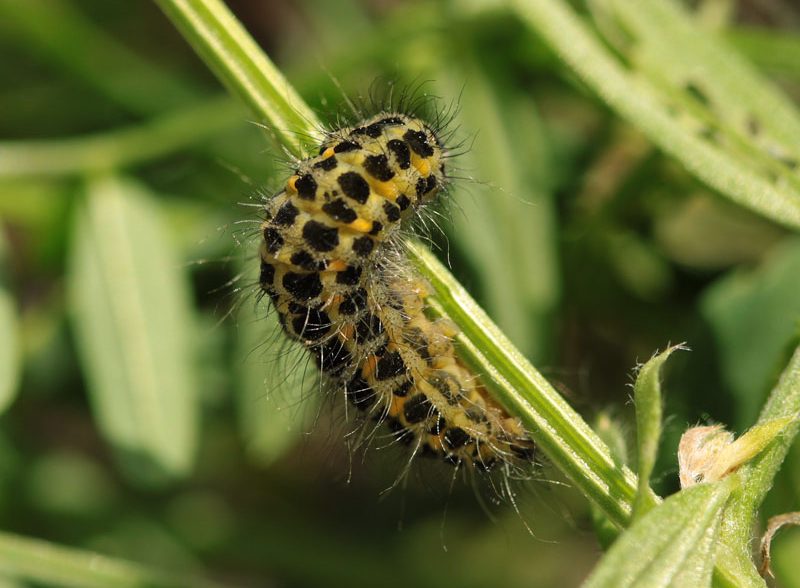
[259,112,534,470]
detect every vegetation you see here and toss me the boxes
[0,0,799,586]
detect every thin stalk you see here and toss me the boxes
[408,242,642,525]
[719,344,800,575]
[0,97,241,178]
[152,0,320,157]
[152,0,643,529]
[149,0,785,585]
[0,531,226,588]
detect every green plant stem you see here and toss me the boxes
[152,0,320,157]
[0,97,241,179]
[152,0,645,526]
[407,242,644,525]
[720,344,800,572]
[150,0,783,585]
[0,531,225,588]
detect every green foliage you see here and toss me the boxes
[631,346,679,520]
[703,238,800,427]
[234,264,319,465]
[0,0,799,586]
[585,478,736,588]
[512,0,800,229]
[0,231,20,415]
[67,176,199,483]
[0,531,222,588]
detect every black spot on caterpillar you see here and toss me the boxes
[257,110,535,473]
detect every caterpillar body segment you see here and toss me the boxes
[259,112,534,470]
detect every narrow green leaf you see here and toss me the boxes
[711,417,795,483]
[713,546,768,588]
[67,175,198,483]
[235,265,318,465]
[594,411,630,467]
[584,479,735,588]
[633,345,682,519]
[720,343,800,571]
[0,231,20,415]
[510,0,800,229]
[605,0,800,154]
[0,530,223,588]
[726,27,800,81]
[0,290,20,415]
[436,62,559,361]
[0,97,242,179]
[407,241,641,527]
[702,238,800,427]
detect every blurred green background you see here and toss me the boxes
[0,0,799,586]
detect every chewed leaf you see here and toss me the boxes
[604,0,800,162]
[67,175,198,484]
[512,0,800,229]
[583,479,735,588]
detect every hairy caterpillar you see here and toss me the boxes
[258,111,534,472]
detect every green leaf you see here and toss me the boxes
[67,175,198,484]
[0,530,223,588]
[720,344,800,573]
[0,97,242,179]
[510,0,800,229]
[633,345,682,519]
[436,61,559,361]
[584,479,735,588]
[604,0,800,157]
[235,265,318,465]
[702,238,800,427]
[594,411,630,467]
[726,27,800,81]
[0,290,20,415]
[590,413,630,548]
[0,231,19,415]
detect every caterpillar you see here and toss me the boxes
[258,111,534,472]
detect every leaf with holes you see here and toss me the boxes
[512,0,800,230]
